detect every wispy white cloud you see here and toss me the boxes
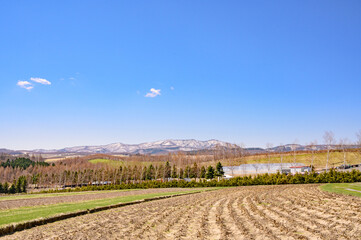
[145,88,161,98]
[170,86,174,90]
[17,81,33,90]
[30,77,51,85]
[17,77,51,91]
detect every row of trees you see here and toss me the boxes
[39,169,361,194]
[0,176,27,194]
[322,130,361,171]
[0,158,50,169]
[0,129,360,188]
[0,160,225,189]
[2,144,360,189]
[141,161,224,180]
[2,167,359,195]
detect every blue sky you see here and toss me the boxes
[1,0,361,149]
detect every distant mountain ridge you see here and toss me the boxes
[1,140,358,155]
[31,139,231,154]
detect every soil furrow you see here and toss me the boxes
[2,185,360,240]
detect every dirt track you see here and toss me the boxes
[0,188,202,210]
[2,184,361,240]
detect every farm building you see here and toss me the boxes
[223,163,311,176]
[91,181,112,185]
[281,165,312,174]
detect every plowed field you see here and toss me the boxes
[0,188,204,210]
[3,184,361,240]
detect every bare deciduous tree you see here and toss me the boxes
[226,143,239,177]
[291,139,299,166]
[356,130,361,162]
[307,140,317,170]
[323,131,335,172]
[266,143,273,173]
[279,144,284,173]
[252,163,259,174]
[238,142,246,163]
[339,138,349,167]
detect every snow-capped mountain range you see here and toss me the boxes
[1,140,356,155]
[30,139,232,154]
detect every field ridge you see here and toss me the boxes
[0,189,214,237]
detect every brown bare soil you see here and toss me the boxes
[0,188,203,210]
[2,184,361,240]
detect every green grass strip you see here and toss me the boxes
[0,188,218,226]
[0,189,140,201]
[88,159,124,166]
[320,182,361,198]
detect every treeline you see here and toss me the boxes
[0,158,49,169]
[0,176,27,194]
[138,162,224,180]
[1,150,360,191]
[39,169,361,193]
[12,162,225,188]
[0,154,231,185]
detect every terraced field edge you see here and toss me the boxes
[0,189,218,237]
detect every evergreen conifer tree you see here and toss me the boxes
[3,182,9,193]
[21,177,27,193]
[164,161,171,179]
[215,162,225,177]
[16,177,22,193]
[171,165,177,178]
[9,181,16,194]
[183,165,191,178]
[200,166,206,178]
[206,166,215,179]
[190,162,199,178]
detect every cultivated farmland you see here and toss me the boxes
[0,188,203,210]
[0,188,210,228]
[2,184,361,239]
